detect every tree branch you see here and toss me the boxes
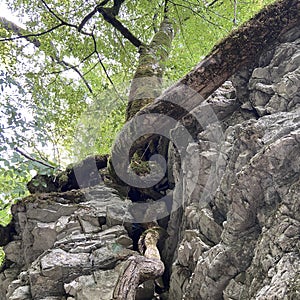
[98,6,142,48]
[0,18,63,43]
[78,0,142,48]
[169,0,223,28]
[174,5,194,60]
[78,6,99,32]
[78,0,113,32]
[59,59,94,94]
[1,5,122,95]
[14,147,57,170]
[40,0,77,30]
[91,33,125,102]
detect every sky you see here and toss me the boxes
[0,3,25,27]
[0,3,50,173]
[0,2,81,169]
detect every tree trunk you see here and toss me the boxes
[113,227,165,300]
[126,14,175,121]
[111,7,175,298]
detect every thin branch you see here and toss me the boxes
[205,5,232,23]
[33,145,51,163]
[0,21,64,43]
[233,0,238,25]
[15,147,58,170]
[206,0,219,7]
[40,0,77,30]
[60,59,93,94]
[114,29,136,66]
[82,61,100,77]
[169,0,223,28]
[48,51,95,74]
[48,41,94,93]
[91,33,125,102]
[174,5,194,61]
[39,0,94,36]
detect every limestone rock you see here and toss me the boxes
[166,26,300,300]
[64,265,123,300]
[0,185,134,300]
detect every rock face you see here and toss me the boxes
[0,24,299,300]
[165,25,300,299]
[0,186,135,300]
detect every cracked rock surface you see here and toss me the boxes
[0,186,135,300]
[165,26,300,300]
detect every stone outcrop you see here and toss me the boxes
[164,25,300,299]
[0,186,136,300]
[0,22,299,300]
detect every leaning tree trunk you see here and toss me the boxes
[112,0,300,159]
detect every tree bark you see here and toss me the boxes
[113,227,165,300]
[126,14,175,121]
[113,256,164,300]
